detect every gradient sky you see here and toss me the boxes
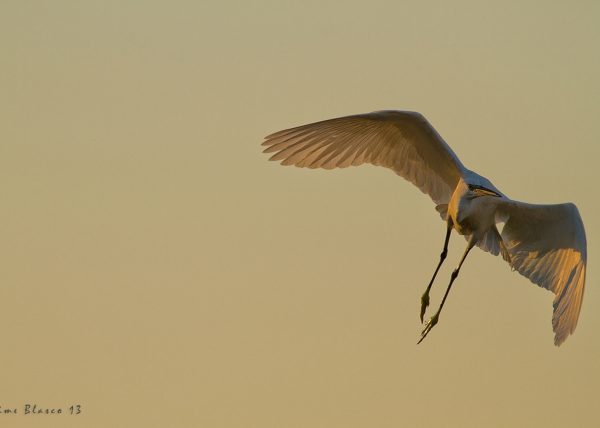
[2,1,599,427]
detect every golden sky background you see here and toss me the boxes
[2,1,599,427]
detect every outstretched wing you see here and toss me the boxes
[496,201,587,345]
[262,111,466,205]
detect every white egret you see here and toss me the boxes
[262,110,587,346]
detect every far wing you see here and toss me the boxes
[262,111,466,205]
[496,201,587,345]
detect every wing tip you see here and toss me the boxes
[553,331,569,346]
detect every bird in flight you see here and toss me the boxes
[262,110,587,346]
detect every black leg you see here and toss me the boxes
[420,220,453,323]
[418,238,475,344]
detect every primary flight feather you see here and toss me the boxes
[262,110,587,346]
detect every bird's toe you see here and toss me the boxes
[417,314,439,344]
[420,293,430,323]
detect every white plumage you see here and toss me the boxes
[262,110,586,346]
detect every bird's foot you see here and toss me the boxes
[419,292,430,323]
[417,313,439,344]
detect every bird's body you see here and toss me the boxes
[262,110,587,345]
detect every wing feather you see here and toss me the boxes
[496,201,587,345]
[262,110,466,206]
